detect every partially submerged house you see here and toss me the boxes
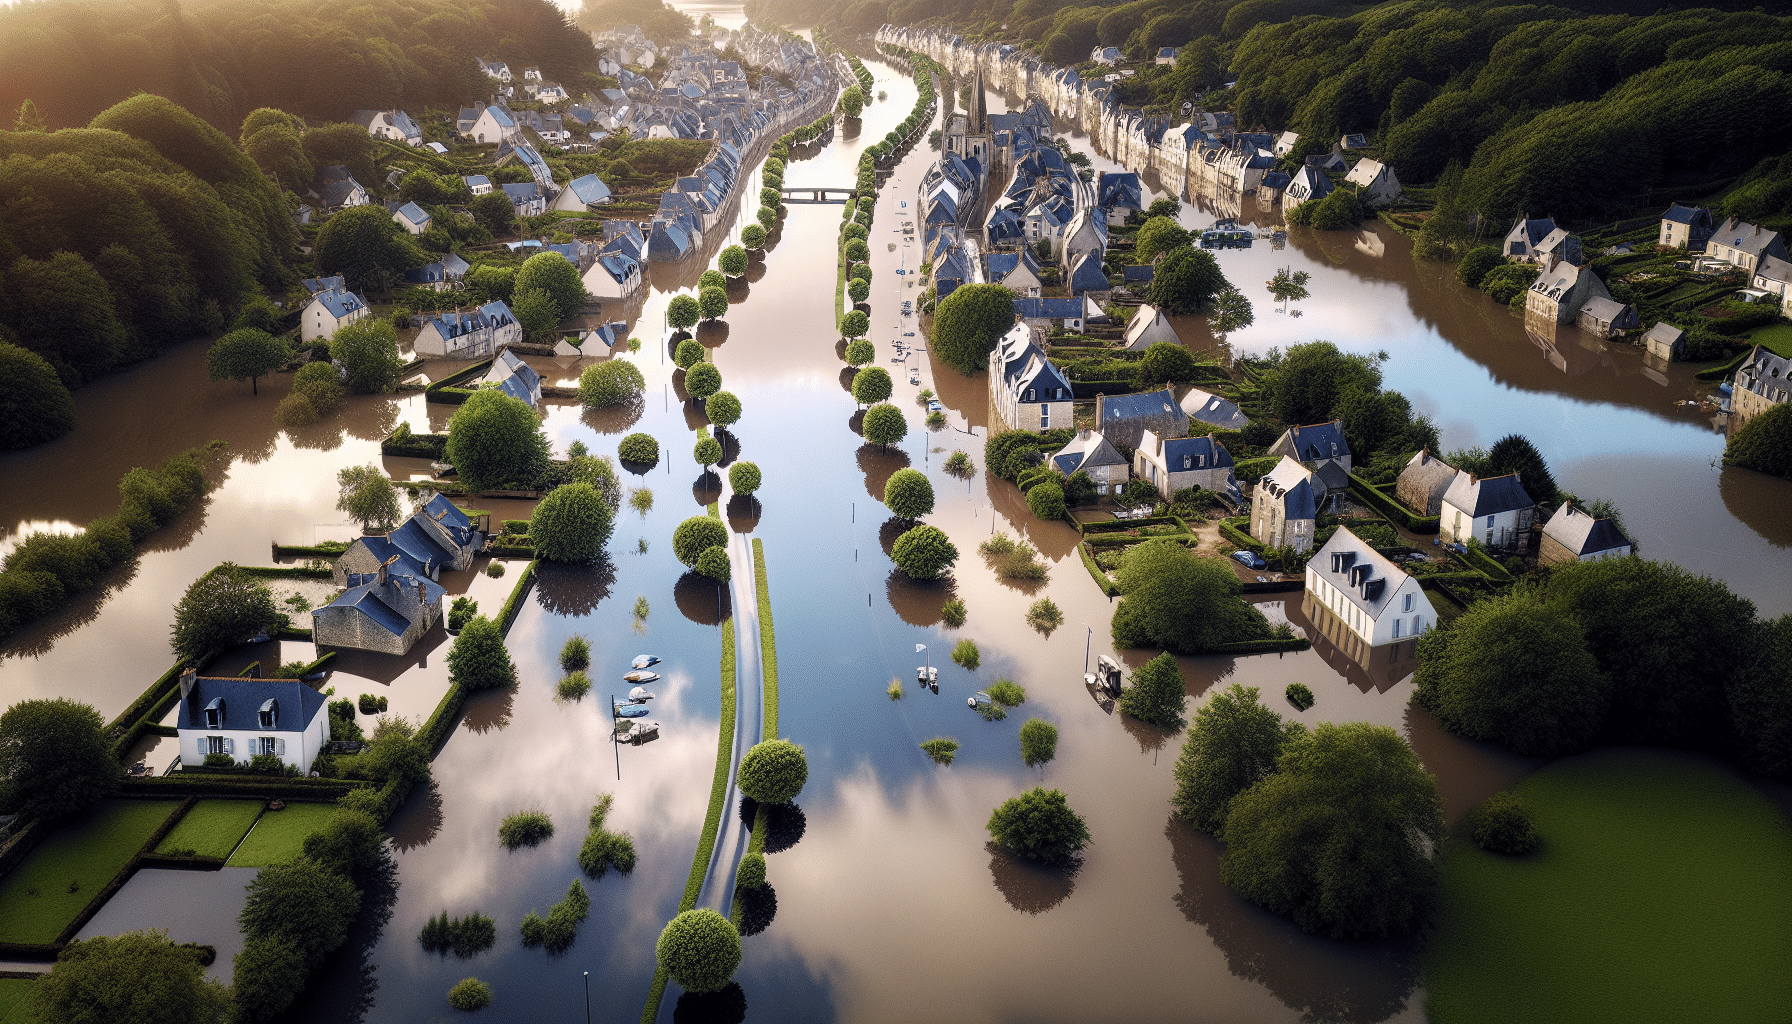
[1577,296,1641,338]
[313,558,445,656]
[1250,455,1317,553]
[1730,344,1792,431]
[482,349,543,407]
[299,284,370,344]
[1344,157,1400,205]
[1540,502,1633,564]
[177,669,328,772]
[1440,471,1534,550]
[1643,322,1686,361]
[989,322,1074,432]
[1305,528,1436,650]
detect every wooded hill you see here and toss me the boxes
[767,0,1792,227]
[0,0,595,133]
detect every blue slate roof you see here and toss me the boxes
[1100,388,1182,427]
[985,252,1020,280]
[1097,172,1141,211]
[314,288,365,320]
[1160,435,1233,470]
[464,174,492,189]
[1283,421,1351,464]
[487,105,515,128]
[421,491,475,542]
[1013,297,1090,319]
[593,252,637,284]
[1445,471,1533,517]
[502,183,540,204]
[478,299,515,329]
[388,517,455,570]
[344,535,429,579]
[1123,265,1155,283]
[1068,253,1109,294]
[1661,203,1708,226]
[395,201,430,226]
[177,675,327,733]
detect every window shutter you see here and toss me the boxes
[277,738,286,758]
[224,738,235,756]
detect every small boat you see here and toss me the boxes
[623,670,660,684]
[628,686,655,702]
[916,665,938,684]
[1085,655,1123,698]
[632,655,661,669]
[614,703,651,719]
[969,691,992,708]
[618,720,661,743]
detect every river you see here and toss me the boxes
[1,12,1789,1024]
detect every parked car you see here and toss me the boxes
[1231,549,1266,570]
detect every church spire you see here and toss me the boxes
[971,66,988,133]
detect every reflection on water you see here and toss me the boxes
[534,558,615,618]
[1721,465,1792,549]
[74,867,259,981]
[735,883,778,936]
[986,843,1076,915]
[674,571,733,626]
[673,982,749,1024]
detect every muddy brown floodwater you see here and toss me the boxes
[3,16,1791,1024]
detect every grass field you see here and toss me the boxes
[1748,323,1792,358]
[0,979,37,1024]
[224,802,338,867]
[155,799,266,859]
[0,799,182,944]
[1424,748,1792,1024]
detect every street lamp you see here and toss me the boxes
[583,971,591,1024]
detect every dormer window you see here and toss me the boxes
[204,697,224,729]
[259,699,278,729]
[1182,455,1192,470]
[1025,389,1035,401]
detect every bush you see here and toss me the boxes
[0,340,76,449]
[698,285,728,321]
[0,698,120,821]
[578,794,636,878]
[852,366,893,406]
[1171,684,1302,834]
[941,598,967,626]
[707,391,742,430]
[883,468,933,519]
[756,205,777,230]
[1019,717,1058,768]
[448,977,492,1011]
[693,435,723,468]
[446,389,550,493]
[675,338,705,368]
[844,338,875,366]
[447,616,514,692]
[560,634,590,672]
[1467,790,1540,855]
[556,672,591,699]
[738,739,808,804]
[933,284,1017,374]
[238,859,360,968]
[686,362,722,401]
[531,482,614,562]
[892,524,957,580]
[1456,245,1503,288]
[206,328,289,396]
[618,433,660,466]
[232,934,307,1022]
[700,270,726,293]
[844,238,870,262]
[420,912,497,958]
[862,403,908,448]
[519,879,589,953]
[1026,598,1063,634]
[488,563,504,578]
[728,461,761,495]
[736,851,767,890]
[1724,403,1792,480]
[986,679,1026,707]
[1111,541,1269,654]
[921,737,959,764]
[356,693,387,715]
[1120,651,1187,728]
[673,516,728,567]
[170,563,280,662]
[1026,481,1067,521]
[986,788,1090,865]
[328,319,403,394]
[696,546,731,581]
[579,359,646,408]
[1285,682,1315,710]
[656,909,742,994]
[498,810,553,849]
[848,278,870,303]
[742,224,767,249]
[840,309,870,339]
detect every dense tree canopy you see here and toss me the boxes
[0,339,76,449]
[33,931,230,1024]
[447,615,514,692]
[932,284,1016,374]
[336,464,400,531]
[1111,541,1268,653]
[986,787,1091,865]
[329,319,403,395]
[314,205,427,293]
[531,482,614,562]
[170,563,280,663]
[445,389,550,493]
[205,329,288,396]
[516,252,585,322]
[673,516,729,568]
[1117,651,1187,728]
[862,403,908,448]
[0,698,120,821]
[1266,340,1383,427]
[891,524,957,581]
[1724,405,1792,481]
[1221,722,1444,938]
[238,858,360,968]
[1172,684,1302,834]
[579,359,645,408]
[1135,216,1192,265]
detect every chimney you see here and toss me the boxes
[179,668,197,701]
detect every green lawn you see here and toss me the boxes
[225,802,338,867]
[0,799,182,944]
[154,799,265,859]
[1748,323,1792,359]
[0,979,38,1024]
[1424,748,1792,1024]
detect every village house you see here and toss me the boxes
[1526,253,1613,325]
[334,492,485,582]
[1268,419,1352,473]
[353,108,423,147]
[1282,165,1332,214]
[465,104,520,144]
[502,182,548,219]
[1540,502,1633,564]
[482,348,543,407]
[1659,203,1714,251]
[176,669,327,772]
[1707,217,1787,274]
[313,558,445,656]
[1644,322,1686,361]
[1050,429,1129,496]
[404,253,470,292]
[1066,252,1110,300]
[1014,296,1104,333]
[1250,456,1317,552]
[463,174,493,196]
[390,201,431,236]
[1093,387,1187,452]
[1503,214,1558,260]
[551,174,614,213]
[583,251,643,300]
[310,165,368,211]
[1090,45,1121,66]
[1577,295,1641,338]
[1122,304,1180,350]
[1396,449,1456,517]
[556,320,630,358]
[1344,157,1401,205]
[1440,471,1534,550]
[1134,430,1239,501]
[989,322,1074,432]
[413,299,521,359]
[1274,131,1300,156]
[1096,171,1142,226]
[1730,344,1792,430]
[299,284,370,344]
[1179,387,1248,431]
[985,249,1044,297]
[1155,47,1180,66]
[1750,255,1792,317]
[1305,528,1437,653]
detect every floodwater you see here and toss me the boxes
[1,25,1789,1024]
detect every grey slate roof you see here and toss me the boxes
[1280,420,1350,464]
[1542,502,1630,557]
[178,675,326,733]
[1310,527,1413,617]
[1099,388,1185,430]
[1159,434,1233,470]
[1051,430,1127,475]
[1442,471,1534,517]
[1179,387,1247,430]
[1260,456,1316,521]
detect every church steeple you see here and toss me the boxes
[971,66,988,134]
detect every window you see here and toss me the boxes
[204,697,224,729]
[257,737,280,757]
[1413,615,1423,635]
[1182,455,1191,470]
[207,736,226,755]
[1393,618,1402,639]
[1096,483,1107,495]
[1486,515,1496,528]
[1040,404,1049,426]
[258,699,277,729]
[1025,389,1035,401]
[1402,593,1413,613]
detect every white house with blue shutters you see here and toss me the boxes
[176,669,328,772]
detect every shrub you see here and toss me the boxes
[926,411,946,428]
[844,339,875,367]
[707,391,742,430]
[0,698,120,821]
[698,286,728,321]
[675,338,705,369]
[448,977,492,1011]
[206,328,289,396]
[418,913,496,958]
[517,251,584,320]
[986,788,1090,864]
[1111,541,1269,654]
[852,366,893,406]
[686,362,722,401]
[692,435,723,468]
[1019,718,1058,768]
[1467,790,1540,855]
[1724,403,1792,480]
[941,598,966,627]
[699,270,726,293]
[498,810,553,849]
[719,245,749,277]
[519,879,589,953]
[1120,651,1187,728]
[488,563,504,578]
[840,310,870,339]
[696,546,731,581]
[531,482,614,562]
[921,737,959,764]
[1026,598,1063,634]
[336,464,399,530]
[578,794,636,878]
[618,433,659,466]
[560,634,590,672]
[944,450,973,475]
[328,318,403,394]
[673,516,728,567]
[557,672,591,699]
[0,340,76,448]
[756,205,777,229]
[888,678,905,699]
[862,403,908,448]
[579,359,646,408]
[356,693,387,715]
[231,934,307,1022]
[1027,482,1066,521]
[892,524,957,580]
[1285,682,1315,710]
[741,224,766,249]
[933,284,1017,373]
[739,739,808,804]
[848,278,870,302]
[844,238,870,262]
[238,859,360,968]
[447,389,550,492]
[170,563,280,662]
[736,851,767,890]
[1456,245,1503,288]
[667,294,701,331]
[986,679,1025,707]
[656,909,742,994]
[952,638,981,670]
[447,616,514,692]
[883,468,933,519]
[729,461,761,495]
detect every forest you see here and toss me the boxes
[0,0,595,132]
[759,0,1792,226]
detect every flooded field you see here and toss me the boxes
[2,18,1790,1024]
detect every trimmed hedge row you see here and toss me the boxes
[1346,472,1440,533]
[121,776,361,799]
[1219,517,1263,551]
[1077,542,1121,596]
[423,359,493,405]
[382,424,448,459]
[1207,637,1313,654]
